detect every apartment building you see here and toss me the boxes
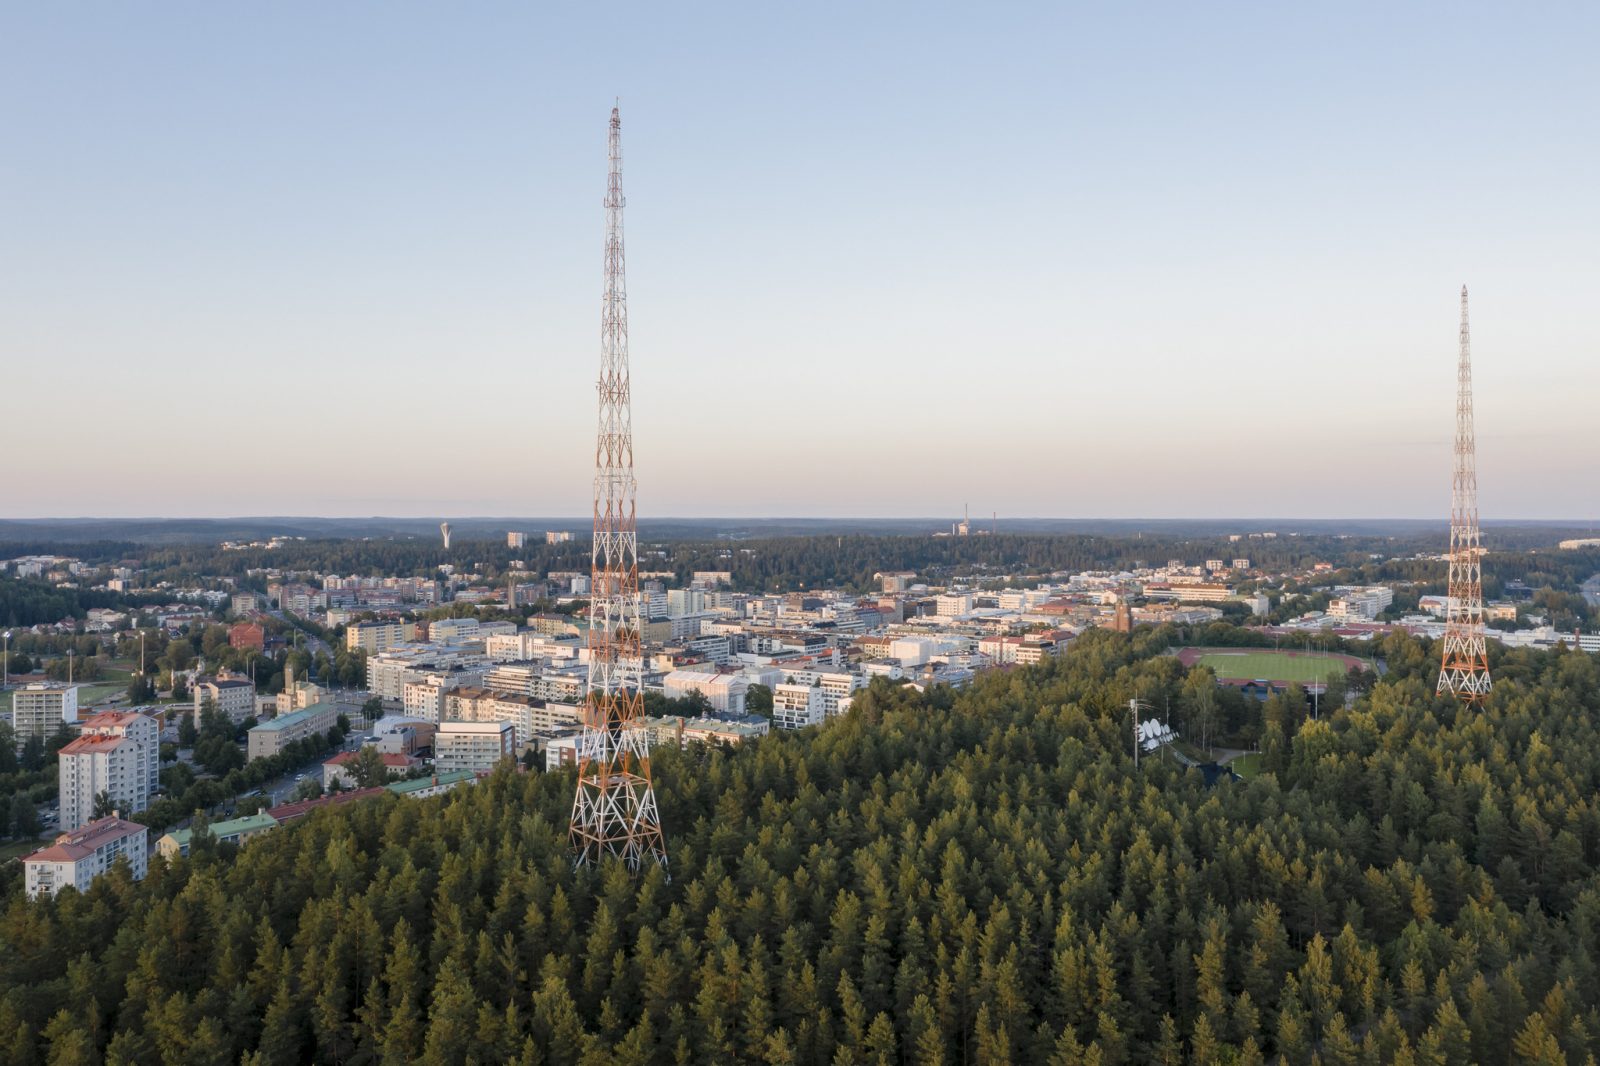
[773,683,825,730]
[435,721,515,773]
[24,816,148,898]
[247,702,340,760]
[366,646,485,699]
[442,686,580,745]
[193,675,257,724]
[157,812,278,859]
[56,712,159,831]
[663,668,749,715]
[11,682,79,740]
[429,618,481,645]
[345,620,416,654]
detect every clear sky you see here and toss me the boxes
[3,3,1595,520]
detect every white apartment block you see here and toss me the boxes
[484,630,572,662]
[435,720,514,773]
[429,618,481,644]
[346,620,416,654]
[1328,586,1395,620]
[24,817,148,898]
[507,531,528,548]
[668,589,707,617]
[936,593,974,617]
[663,669,749,715]
[11,683,79,740]
[442,687,580,746]
[773,683,825,730]
[366,646,485,700]
[791,669,865,717]
[58,712,160,831]
[193,676,257,724]
[402,675,455,722]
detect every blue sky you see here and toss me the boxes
[2,3,1595,519]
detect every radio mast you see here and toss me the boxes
[1437,286,1492,704]
[570,107,668,870]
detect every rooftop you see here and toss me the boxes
[250,701,337,732]
[161,812,278,847]
[24,816,146,864]
[385,770,477,796]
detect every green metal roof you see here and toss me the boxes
[250,702,337,732]
[385,770,476,795]
[162,812,279,847]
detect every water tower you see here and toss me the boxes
[440,522,452,550]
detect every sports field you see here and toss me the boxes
[1176,647,1363,684]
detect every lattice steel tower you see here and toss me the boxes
[570,106,668,870]
[1437,285,1492,704]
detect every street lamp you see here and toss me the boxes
[2,631,10,690]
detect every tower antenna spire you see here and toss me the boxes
[1437,285,1492,704]
[569,105,669,871]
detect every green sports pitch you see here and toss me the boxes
[1186,650,1354,684]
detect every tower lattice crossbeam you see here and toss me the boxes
[570,107,668,871]
[1437,285,1492,704]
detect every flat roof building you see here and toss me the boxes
[11,682,79,740]
[247,702,340,761]
[435,720,514,774]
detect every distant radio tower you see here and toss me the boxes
[440,522,452,550]
[570,106,668,872]
[1437,286,1492,704]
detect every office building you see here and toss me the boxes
[57,711,160,831]
[24,816,148,898]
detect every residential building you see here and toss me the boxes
[346,620,416,654]
[322,750,419,791]
[193,676,257,724]
[663,669,749,715]
[386,769,477,799]
[23,817,148,898]
[646,715,769,748]
[936,593,973,617]
[545,530,572,544]
[156,813,278,859]
[773,683,824,730]
[11,683,79,740]
[429,618,481,645]
[435,721,515,773]
[229,622,265,652]
[507,531,528,548]
[58,711,160,831]
[247,702,340,760]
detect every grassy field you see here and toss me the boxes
[1229,752,1265,779]
[1193,650,1351,684]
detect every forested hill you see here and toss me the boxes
[7,630,1600,1064]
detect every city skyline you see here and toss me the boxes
[4,4,1597,519]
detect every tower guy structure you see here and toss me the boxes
[570,106,669,871]
[1437,285,1492,704]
